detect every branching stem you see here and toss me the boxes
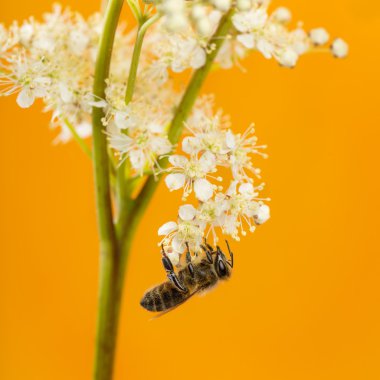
[63,118,92,158]
[91,6,234,380]
[124,8,235,241]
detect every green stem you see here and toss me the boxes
[63,118,92,158]
[124,13,160,104]
[116,12,159,238]
[92,1,124,380]
[126,0,142,21]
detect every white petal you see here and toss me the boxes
[179,204,197,221]
[165,173,186,191]
[227,180,238,196]
[194,178,213,202]
[69,30,90,55]
[331,38,349,58]
[190,47,206,69]
[257,38,274,59]
[171,61,185,73]
[237,33,255,49]
[309,28,329,46]
[16,87,35,108]
[232,13,249,33]
[108,129,133,153]
[148,123,164,133]
[182,136,200,154]
[254,204,270,225]
[168,154,188,168]
[89,99,108,108]
[150,137,172,155]
[223,214,238,235]
[19,23,34,44]
[76,122,92,139]
[59,83,73,103]
[239,182,254,195]
[199,151,216,172]
[129,149,145,170]
[272,7,292,24]
[226,130,236,149]
[158,221,178,236]
[167,250,180,266]
[114,111,132,129]
[277,48,299,68]
[172,235,186,253]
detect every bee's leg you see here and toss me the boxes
[185,242,195,278]
[161,244,174,272]
[167,272,188,293]
[204,238,214,254]
[161,245,188,293]
[201,243,213,264]
[225,240,234,268]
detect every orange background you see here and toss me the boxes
[1,1,379,379]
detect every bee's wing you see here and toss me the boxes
[150,289,200,320]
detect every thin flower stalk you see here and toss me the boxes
[92,1,124,379]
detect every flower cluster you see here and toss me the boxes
[0,2,348,266]
[0,5,103,142]
[230,3,348,68]
[158,96,270,261]
[149,0,348,69]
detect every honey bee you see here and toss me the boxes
[140,240,234,314]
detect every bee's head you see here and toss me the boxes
[214,245,233,279]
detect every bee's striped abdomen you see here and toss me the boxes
[140,282,188,312]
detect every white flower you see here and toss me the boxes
[16,76,50,108]
[309,28,329,46]
[226,125,267,180]
[170,38,206,72]
[58,83,74,103]
[158,221,178,236]
[236,0,252,12]
[219,182,269,239]
[158,212,204,253]
[232,9,268,34]
[331,38,349,58]
[19,22,35,45]
[271,7,292,24]
[179,204,197,221]
[237,33,255,49]
[212,0,231,12]
[191,5,207,21]
[68,29,90,55]
[276,48,299,68]
[165,173,186,191]
[194,178,214,202]
[254,204,270,225]
[165,152,217,201]
[107,122,172,175]
[16,87,35,108]
[114,108,137,130]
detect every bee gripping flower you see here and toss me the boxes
[160,97,271,255]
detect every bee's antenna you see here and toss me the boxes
[225,240,231,254]
[161,243,166,256]
[225,240,234,268]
